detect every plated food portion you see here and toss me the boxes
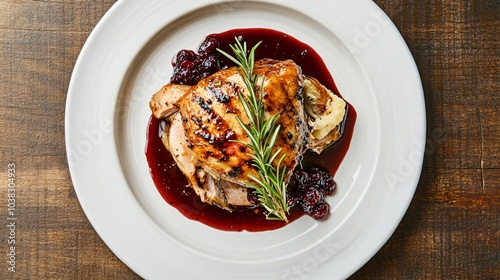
[146,28,356,231]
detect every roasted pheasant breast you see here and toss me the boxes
[150,58,346,210]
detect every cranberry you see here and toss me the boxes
[323,177,337,195]
[171,67,193,85]
[305,168,321,180]
[286,165,336,220]
[309,202,330,220]
[180,60,194,70]
[198,54,218,72]
[291,170,308,192]
[302,187,323,210]
[172,50,196,66]
[195,71,211,81]
[170,36,221,85]
[198,36,219,54]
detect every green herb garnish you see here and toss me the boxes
[218,39,290,222]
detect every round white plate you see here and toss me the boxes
[66,0,425,279]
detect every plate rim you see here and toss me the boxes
[65,0,426,279]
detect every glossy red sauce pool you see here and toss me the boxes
[145,28,357,232]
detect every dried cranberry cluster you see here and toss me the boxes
[248,165,336,221]
[170,36,221,85]
[286,166,336,220]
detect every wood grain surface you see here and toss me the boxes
[0,0,498,279]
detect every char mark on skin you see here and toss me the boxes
[284,103,297,119]
[208,130,237,149]
[191,115,202,126]
[228,167,242,178]
[204,150,215,159]
[264,100,275,113]
[195,130,213,142]
[193,94,213,113]
[218,154,229,162]
[244,159,253,167]
[207,85,231,103]
[194,121,237,149]
[212,115,223,125]
[213,130,237,148]
[281,132,294,147]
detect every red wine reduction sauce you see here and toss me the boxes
[145,28,357,232]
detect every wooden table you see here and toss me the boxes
[1,1,498,279]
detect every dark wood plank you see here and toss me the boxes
[351,1,499,278]
[0,1,136,279]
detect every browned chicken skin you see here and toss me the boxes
[179,59,307,187]
[149,59,346,210]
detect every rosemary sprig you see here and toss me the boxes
[218,39,290,222]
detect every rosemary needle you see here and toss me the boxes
[218,39,290,222]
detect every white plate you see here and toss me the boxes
[66,0,425,279]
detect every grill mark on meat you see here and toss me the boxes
[207,85,232,103]
[228,167,242,177]
[191,115,202,126]
[194,129,238,148]
[190,90,239,151]
[189,91,245,164]
[193,94,213,113]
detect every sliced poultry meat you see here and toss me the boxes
[161,111,251,209]
[149,59,346,210]
[161,113,227,208]
[150,84,191,119]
